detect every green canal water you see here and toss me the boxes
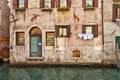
[0,64,120,80]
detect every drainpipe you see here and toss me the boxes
[101,0,104,51]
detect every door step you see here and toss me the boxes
[26,57,44,62]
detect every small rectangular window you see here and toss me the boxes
[45,0,51,8]
[16,32,25,46]
[55,25,70,37]
[46,32,55,46]
[19,0,24,8]
[82,25,98,38]
[86,0,93,7]
[86,26,93,34]
[60,0,67,8]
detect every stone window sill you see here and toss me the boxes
[57,7,70,11]
[84,7,95,11]
[41,8,53,12]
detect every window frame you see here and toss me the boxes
[46,31,55,46]
[82,0,98,8]
[113,4,120,22]
[15,32,25,46]
[13,0,28,9]
[82,25,98,38]
[55,25,70,37]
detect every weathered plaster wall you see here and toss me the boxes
[10,0,102,64]
[0,0,10,59]
[103,0,120,64]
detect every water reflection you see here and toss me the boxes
[0,65,120,80]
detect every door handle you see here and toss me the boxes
[38,43,42,45]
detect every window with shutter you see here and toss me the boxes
[57,0,71,8]
[82,25,98,38]
[55,25,70,37]
[13,0,28,9]
[46,32,55,46]
[113,4,120,22]
[82,0,98,8]
[40,0,54,8]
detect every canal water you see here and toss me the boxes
[0,64,120,80]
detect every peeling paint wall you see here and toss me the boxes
[0,0,10,59]
[103,0,120,64]
[10,0,102,64]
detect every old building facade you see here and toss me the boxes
[9,0,103,64]
[0,0,10,60]
[103,0,120,64]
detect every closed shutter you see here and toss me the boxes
[82,25,86,34]
[82,0,86,8]
[93,0,98,7]
[13,0,19,9]
[113,4,117,22]
[40,0,44,8]
[94,25,98,38]
[25,0,28,8]
[56,0,60,8]
[67,0,71,8]
[51,0,55,8]
[67,25,70,37]
[55,25,59,37]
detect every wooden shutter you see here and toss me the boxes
[13,0,19,9]
[82,0,86,8]
[67,0,71,8]
[40,0,44,8]
[82,25,86,34]
[56,0,60,8]
[67,25,70,37]
[25,0,28,8]
[113,4,117,22]
[93,0,98,7]
[94,25,98,38]
[55,25,59,37]
[51,0,55,8]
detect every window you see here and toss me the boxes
[55,25,70,37]
[46,32,55,46]
[82,0,98,8]
[113,4,120,22]
[13,0,28,9]
[56,0,71,8]
[86,0,93,7]
[60,0,67,8]
[40,0,55,8]
[19,0,24,8]
[45,0,51,8]
[16,32,25,46]
[82,25,98,38]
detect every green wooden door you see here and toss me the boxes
[30,36,42,57]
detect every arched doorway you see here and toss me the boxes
[29,27,42,57]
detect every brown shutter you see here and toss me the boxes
[13,0,19,9]
[51,0,55,8]
[82,0,86,8]
[67,0,71,8]
[55,25,59,37]
[113,4,118,22]
[25,0,28,8]
[56,0,60,8]
[82,25,86,34]
[67,25,70,37]
[40,0,44,8]
[93,0,98,7]
[94,25,98,38]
